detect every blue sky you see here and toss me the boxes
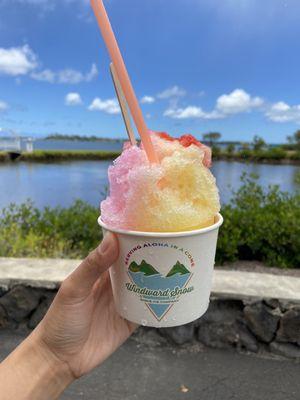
[1,0,300,143]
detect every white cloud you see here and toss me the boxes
[141,96,155,104]
[0,45,38,76]
[65,92,83,106]
[0,100,9,112]
[164,88,264,120]
[157,86,186,99]
[265,101,300,123]
[31,69,55,83]
[88,98,120,115]
[164,106,222,120]
[0,44,98,84]
[216,89,263,114]
[31,63,98,84]
[58,63,97,84]
[85,63,98,82]
[164,106,203,119]
[58,69,85,84]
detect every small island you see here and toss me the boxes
[45,134,127,143]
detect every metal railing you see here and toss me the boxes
[0,138,21,152]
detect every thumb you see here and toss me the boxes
[61,232,118,300]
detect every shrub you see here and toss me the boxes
[238,149,252,160]
[19,150,120,162]
[216,174,300,268]
[260,147,286,160]
[0,152,8,162]
[290,151,300,161]
[0,200,100,258]
[212,145,221,158]
[226,143,235,155]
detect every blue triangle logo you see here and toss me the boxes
[127,260,192,321]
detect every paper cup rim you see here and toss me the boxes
[98,213,223,238]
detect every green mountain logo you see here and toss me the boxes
[129,260,160,276]
[166,261,190,277]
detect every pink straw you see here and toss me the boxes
[90,0,159,164]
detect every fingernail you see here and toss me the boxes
[99,232,113,253]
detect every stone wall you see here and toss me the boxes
[0,285,299,360]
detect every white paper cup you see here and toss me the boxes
[98,214,223,328]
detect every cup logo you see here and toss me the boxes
[126,259,194,321]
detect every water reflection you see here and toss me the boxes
[0,160,299,209]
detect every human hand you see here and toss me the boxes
[33,232,137,379]
[0,232,137,400]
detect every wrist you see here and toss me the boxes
[0,331,74,400]
[28,330,75,391]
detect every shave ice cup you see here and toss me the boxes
[98,214,223,328]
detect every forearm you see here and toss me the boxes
[0,331,74,400]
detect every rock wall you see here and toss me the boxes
[0,285,299,360]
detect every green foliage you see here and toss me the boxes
[0,148,298,164]
[0,200,100,258]
[290,151,300,161]
[294,170,300,186]
[287,130,300,150]
[254,147,286,160]
[203,132,222,145]
[238,148,252,159]
[45,134,125,142]
[19,150,120,162]
[236,147,287,161]
[217,174,300,268]
[252,135,266,151]
[212,145,221,158]
[226,143,235,155]
[0,152,7,162]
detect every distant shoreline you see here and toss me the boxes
[0,150,299,165]
[42,135,287,146]
[44,135,127,142]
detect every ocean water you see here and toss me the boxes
[0,160,299,209]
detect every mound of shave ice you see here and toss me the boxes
[101,132,220,232]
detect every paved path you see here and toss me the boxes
[1,257,300,301]
[1,330,299,400]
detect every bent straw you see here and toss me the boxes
[110,63,136,146]
[90,0,158,163]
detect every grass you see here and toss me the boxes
[213,147,300,163]
[0,152,8,162]
[0,147,299,164]
[20,150,121,162]
[0,150,121,163]
[0,175,299,268]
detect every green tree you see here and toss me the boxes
[287,130,300,150]
[203,132,221,146]
[226,143,235,155]
[287,135,294,144]
[252,135,266,151]
[294,130,300,144]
